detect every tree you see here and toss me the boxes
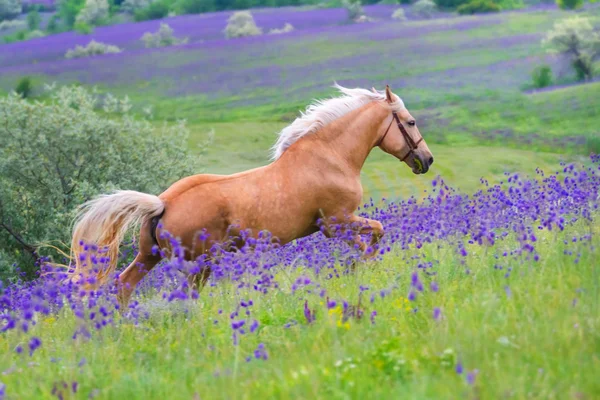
[342,0,364,21]
[224,10,262,38]
[543,17,600,81]
[556,0,583,10]
[75,0,110,26]
[412,0,437,18]
[0,86,204,280]
[0,0,21,21]
[26,9,40,30]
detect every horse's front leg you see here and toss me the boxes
[320,214,384,259]
[350,216,384,259]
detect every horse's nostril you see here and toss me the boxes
[428,157,434,166]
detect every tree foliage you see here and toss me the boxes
[224,10,262,38]
[412,0,436,18]
[142,23,188,47]
[543,17,600,81]
[342,0,364,20]
[556,0,583,10]
[0,0,21,21]
[0,86,203,279]
[456,0,500,14]
[65,40,122,58]
[58,0,86,29]
[75,0,110,26]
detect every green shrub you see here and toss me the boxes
[0,86,203,278]
[412,0,437,18]
[65,40,122,58]
[543,17,600,82]
[391,8,406,20]
[58,0,86,29]
[2,28,45,43]
[75,0,110,26]
[342,0,364,20]
[26,9,40,30]
[433,0,469,9]
[121,0,153,13]
[378,0,399,4]
[456,0,500,14]
[176,0,216,14]
[15,77,32,98]
[0,0,21,21]
[268,22,294,34]
[74,20,94,33]
[531,65,553,89]
[141,23,188,47]
[134,0,170,21]
[556,0,583,10]
[0,18,25,31]
[46,14,62,33]
[224,11,262,39]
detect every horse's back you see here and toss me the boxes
[159,173,227,203]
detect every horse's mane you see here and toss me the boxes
[270,84,406,160]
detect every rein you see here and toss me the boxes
[376,111,424,162]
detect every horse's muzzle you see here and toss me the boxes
[412,155,433,174]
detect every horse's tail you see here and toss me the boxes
[69,190,165,286]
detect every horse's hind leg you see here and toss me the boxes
[117,221,161,309]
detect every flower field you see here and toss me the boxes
[1,155,599,398]
[1,2,600,399]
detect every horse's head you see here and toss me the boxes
[376,85,434,175]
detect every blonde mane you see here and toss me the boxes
[271,84,406,160]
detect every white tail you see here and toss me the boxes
[69,190,164,286]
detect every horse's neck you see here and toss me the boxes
[316,102,387,172]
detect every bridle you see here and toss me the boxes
[376,111,424,162]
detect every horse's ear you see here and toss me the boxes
[371,87,378,94]
[385,85,394,103]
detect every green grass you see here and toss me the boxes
[2,224,598,399]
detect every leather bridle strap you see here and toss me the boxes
[376,111,424,162]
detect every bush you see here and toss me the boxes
[65,40,122,58]
[2,28,44,43]
[224,11,262,39]
[412,0,436,18]
[121,0,153,14]
[75,0,109,26]
[15,77,32,98]
[432,0,468,8]
[74,20,93,33]
[134,0,170,21]
[379,0,400,4]
[268,22,294,34]
[0,85,202,279]
[26,9,40,30]
[0,18,24,30]
[176,0,216,14]
[46,14,62,33]
[543,17,600,82]
[457,0,500,14]
[342,0,364,20]
[0,0,21,21]
[141,23,188,47]
[58,0,86,29]
[556,0,582,10]
[531,65,553,88]
[391,8,406,20]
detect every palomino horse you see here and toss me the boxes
[69,85,434,306]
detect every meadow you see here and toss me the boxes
[1,2,600,399]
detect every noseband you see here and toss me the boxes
[376,111,424,162]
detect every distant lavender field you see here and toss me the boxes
[1,4,571,108]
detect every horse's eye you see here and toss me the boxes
[408,120,416,126]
